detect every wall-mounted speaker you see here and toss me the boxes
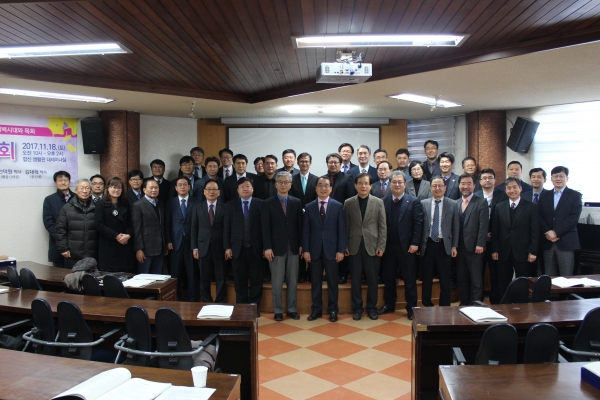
[507,116,540,153]
[81,117,105,154]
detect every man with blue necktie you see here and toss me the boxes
[338,143,356,174]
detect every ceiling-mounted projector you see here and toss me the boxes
[316,62,372,84]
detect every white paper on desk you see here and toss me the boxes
[154,386,216,400]
[552,277,600,288]
[96,378,171,400]
[122,280,150,288]
[459,307,507,323]
[0,288,9,294]
[132,274,170,281]
[197,305,234,319]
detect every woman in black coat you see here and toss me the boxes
[94,177,133,272]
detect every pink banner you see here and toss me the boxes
[0,125,73,137]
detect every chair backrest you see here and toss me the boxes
[155,307,192,370]
[571,307,600,362]
[124,306,152,366]
[7,266,21,288]
[474,323,518,365]
[524,323,559,363]
[103,274,129,299]
[531,275,552,303]
[19,268,43,290]
[500,276,530,304]
[57,301,94,360]
[30,298,55,356]
[81,273,101,296]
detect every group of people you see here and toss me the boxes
[42,141,582,322]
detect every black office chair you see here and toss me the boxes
[559,307,600,361]
[499,276,530,304]
[523,323,559,363]
[115,306,153,366]
[23,298,56,355]
[7,266,21,288]
[530,275,552,303]
[81,273,101,296]
[19,268,43,290]
[103,274,129,298]
[453,323,518,365]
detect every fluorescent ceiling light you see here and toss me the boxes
[222,117,389,125]
[294,34,466,48]
[0,88,115,103]
[0,42,130,58]
[282,105,359,114]
[388,93,463,108]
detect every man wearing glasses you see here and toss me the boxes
[261,171,303,321]
[218,148,234,180]
[43,171,74,268]
[126,169,144,204]
[254,154,279,200]
[89,174,105,203]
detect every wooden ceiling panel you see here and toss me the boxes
[1,0,600,103]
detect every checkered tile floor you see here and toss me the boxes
[257,311,414,399]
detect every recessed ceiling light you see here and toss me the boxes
[0,42,130,58]
[293,34,466,48]
[282,105,358,114]
[0,88,115,103]
[388,93,463,108]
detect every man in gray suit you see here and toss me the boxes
[456,173,489,305]
[191,179,227,303]
[371,161,392,199]
[132,179,166,274]
[420,176,459,306]
[344,173,387,321]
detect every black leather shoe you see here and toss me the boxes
[407,313,413,320]
[353,311,362,321]
[368,312,378,320]
[287,312,300,320]
[338,275,348,284]
[298,277,306,283]
[307,312,322,321]
[274,313,283,321]
[377,305,395,315]
[329,312,338,322]
[256,311,261,318]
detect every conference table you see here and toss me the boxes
[0,289,258,400]
[0,348,241,400]
[411,299,600,400]
[438,362,597,399]
[528,274,600,296]
[0,261,177,300]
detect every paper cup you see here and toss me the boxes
[191,365,208,387]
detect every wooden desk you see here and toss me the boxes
[0,261,177,301]
[438,362,598,400]
[412,299,600,400]
[0,290,258,400]
[528,274,600,295]
[0,348,240,400]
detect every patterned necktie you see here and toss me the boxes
[533,193,539,204]
[209,204,214,226]
[320,201,326,223]
[225,168,230,178]
[281,197,287,216]
[64,194,69,202]
[136,192,141,200]
[511,202,516,210]
[194,166,200,177]
[381,181,386,195]
[361,168,366,173]
[181,198,186,218]
[342,165,347,173]
[462,197,468,212]
[243,200,249,220]
[431,200,441,239]
[302,175,307,194]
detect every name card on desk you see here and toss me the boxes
[582,362,600,391]
[197,305,234,319]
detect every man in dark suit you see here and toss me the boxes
[165,176,200,301]
[302,176,346,322]
[420,176,459,307]
[150,159,171,208]
[439,152,460,200]
[191,179,227,303]
[495,161,533,193]
[275,149,300,176]
[378,171,423,320]
[190,146,206,179]
[132,179,166,274]
[171,156,200,199]
[338,143,356,174]
[348,145,378,181]
[456,173,489,305]
[253,154,278,200]
[344,173,387,321]
[394,148,412,182]
[473,168,508,304]
[371,161,392,199]
[325,153,356,284]
[125,169,144,205]
[522,167,549,275]
[224,178,263,316]
[423,140,442,181]
[222,154,257,203]
[261,171,303,321]
[462,157,481,192]
[193,156,224,201]
[43,170,74,268]
[492,177,539,296]
[539,166,582,276]
[217,148,234,180]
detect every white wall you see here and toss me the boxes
[139,115,197,180]
[454,114,467,172]
[0,104,98,264]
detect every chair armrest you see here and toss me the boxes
[99,328,122,341]
[567,293,585,300]
[144,296,156,300]
[452,347,466,365]
[471,300,487,306]
[558,354,569,363]
[559,342,600,359]
[0,319,31,333]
